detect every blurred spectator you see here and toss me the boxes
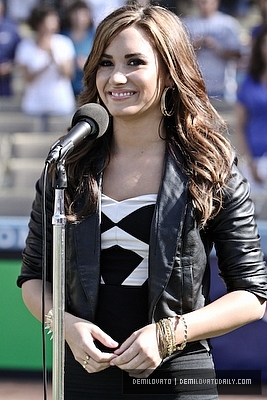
[251,0,267,39]
[59,0,126,27]
[87,0,126,27]
[219,0,250,17]
[150,0,179,14]
[0,0,20,96]
[150,0,193,15]
[5,0,39,23]
[62,1,95,97]
[183,0,242,102]
[235,26,267,187]
[15,3,76,131]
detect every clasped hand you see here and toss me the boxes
[65,313,162,378]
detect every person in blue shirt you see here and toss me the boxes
[251,0,267,40]
[62,1,95,97]
[235,26,267,185]
[0,0,20,96]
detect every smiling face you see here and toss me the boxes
[96,26,171,122]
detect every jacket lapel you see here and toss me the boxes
[73,211,100,319]
[71,169,103,320]
[148,148,189,320]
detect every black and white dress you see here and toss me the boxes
[65,194,159,399]
[95,193,157,346]
[64,194,217,400]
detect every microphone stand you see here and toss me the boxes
[51,161,67,400]
[45,103,108,399]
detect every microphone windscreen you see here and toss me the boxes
[71,103,109,138]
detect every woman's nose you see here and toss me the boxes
[109,70,127,85]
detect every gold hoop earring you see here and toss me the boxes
[160,87,175,117]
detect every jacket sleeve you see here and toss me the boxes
[208,161,267,300]
[17,169,54,287]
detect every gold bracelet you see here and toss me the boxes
[156,320,165,359]
[156,319,168,358]
[175,315,188,351]
[156,317,177,358]
[156,315,188,359]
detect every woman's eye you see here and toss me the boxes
[128,59,146,66]
[98,59,146,67]
[99,60,113,67]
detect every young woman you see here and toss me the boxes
[17,4,267,399]
[61,1,95,97]
[15,3,76,131]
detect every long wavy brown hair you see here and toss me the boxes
[64,4,232,226]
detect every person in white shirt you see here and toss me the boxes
[15,3,76,131]
[183,0,242,102]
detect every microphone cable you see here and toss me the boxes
[41,162,50,400]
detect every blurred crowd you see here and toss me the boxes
[0,0,267,215]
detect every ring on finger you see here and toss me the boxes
[83,356,90,368]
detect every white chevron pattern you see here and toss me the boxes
[101,193,157,286]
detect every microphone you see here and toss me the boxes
[46,103,109,164]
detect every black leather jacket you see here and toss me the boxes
[18,147,267,323]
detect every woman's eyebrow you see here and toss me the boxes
[125,52,146,59]
[101,53,113,59]
[101,52,147,59]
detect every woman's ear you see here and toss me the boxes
[165,74,174,88]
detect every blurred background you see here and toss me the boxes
[0,0,266,399]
